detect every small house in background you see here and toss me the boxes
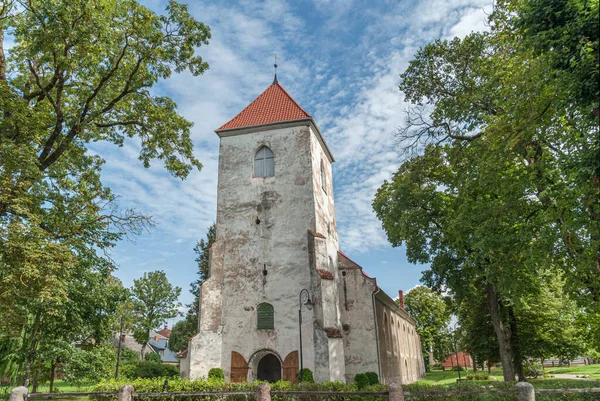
[113,325,179,365]
[147,326,179,365]
[441,351,472,370]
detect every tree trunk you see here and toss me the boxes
[24,311,42,385]
[472,355,478,373]
[486,283,516,381]
[508,306,525,381]
[140,342,147,360]
[49,360,56,393]
[0,27,6,81]
[488,363,491,374]
[32,367,40,393]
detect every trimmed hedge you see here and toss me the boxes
[90,377,600,401]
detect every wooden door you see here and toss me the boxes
[282,351,298,383]
[231,351,248,382]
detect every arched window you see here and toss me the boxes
[320,161,326,193]
[254,146,274,177]
[257,303,274,329]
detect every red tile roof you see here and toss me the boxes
[217,82,311,131]
[157,326,171,338]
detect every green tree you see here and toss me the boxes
[0,257,129,388]
[131,270,182,357]
[0,0,210,335]
[59,345,116,388]
[457,285,501,372]
[374,1,598,379]
[188,223,216,331]
[167,224,216,354]
[403,286,452,371]
[168,319,193,353]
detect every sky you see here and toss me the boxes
[95,0,493,322]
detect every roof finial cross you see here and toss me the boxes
[273,52,279,84]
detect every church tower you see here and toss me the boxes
[188,78,345,382]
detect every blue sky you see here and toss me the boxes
[95,0,493,322]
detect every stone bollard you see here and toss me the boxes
[256,383,271,401]
[118,385,134,401]
[388,383,405,401]
[9,386,28,401]
[516,382,535,401]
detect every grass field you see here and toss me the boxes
[415,368,505,385]
[546,364,600,378]
[417,364,600,385]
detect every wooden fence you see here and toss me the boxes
[8,383,600,401]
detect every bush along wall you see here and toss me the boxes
[90,377,600,401]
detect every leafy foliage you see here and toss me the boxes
[188,223,216,330]
[374,0,599,382]
[0,0,210,385]
[404,286,452,370]
[131,271,181,357]
[144,352,162,363]
[297,368,314,383]
[122,361,178,380]
[59,346,116,387]
[364,372,379,385]
[353,373,369,390]
[167,320,193,353]
[207,368,224,381]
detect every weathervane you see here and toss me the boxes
[273,52,279,84]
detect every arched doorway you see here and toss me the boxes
[257,353,281,382]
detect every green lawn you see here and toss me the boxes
[545,364,600,376]
[416,368,505,385]
[417,365,600,385]
[25,380,94,394]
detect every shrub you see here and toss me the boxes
[124,361,178,379]
[354,373,369,389]
[364,371,379,385]
[144,352,162,363]
[466,373,489,380]
[451,365,465,372]
[297,368,314,383]
[208,368,224,381]
[524,361,544,378]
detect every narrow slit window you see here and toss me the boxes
[254,146,274,178]
[257,303,274,329]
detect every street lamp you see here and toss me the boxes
[298,289,313,382]
[453,322,461,381]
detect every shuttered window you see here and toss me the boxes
[257,303,274,329]
[254,146,274,178]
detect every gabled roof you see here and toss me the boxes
[216,82,312,131]
[157,326,171,338]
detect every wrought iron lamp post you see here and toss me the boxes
[453,321,461,381]
[298,289,313,382]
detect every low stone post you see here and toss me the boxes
[9,386,28,401]
[388,383,405,401]
[118,385,134,401]
[256,383,271,401]
[516,382,535,401]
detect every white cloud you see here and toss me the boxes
[89,0,494,302]
[447,6,493,39]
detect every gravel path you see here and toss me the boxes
[551,373,596,381]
